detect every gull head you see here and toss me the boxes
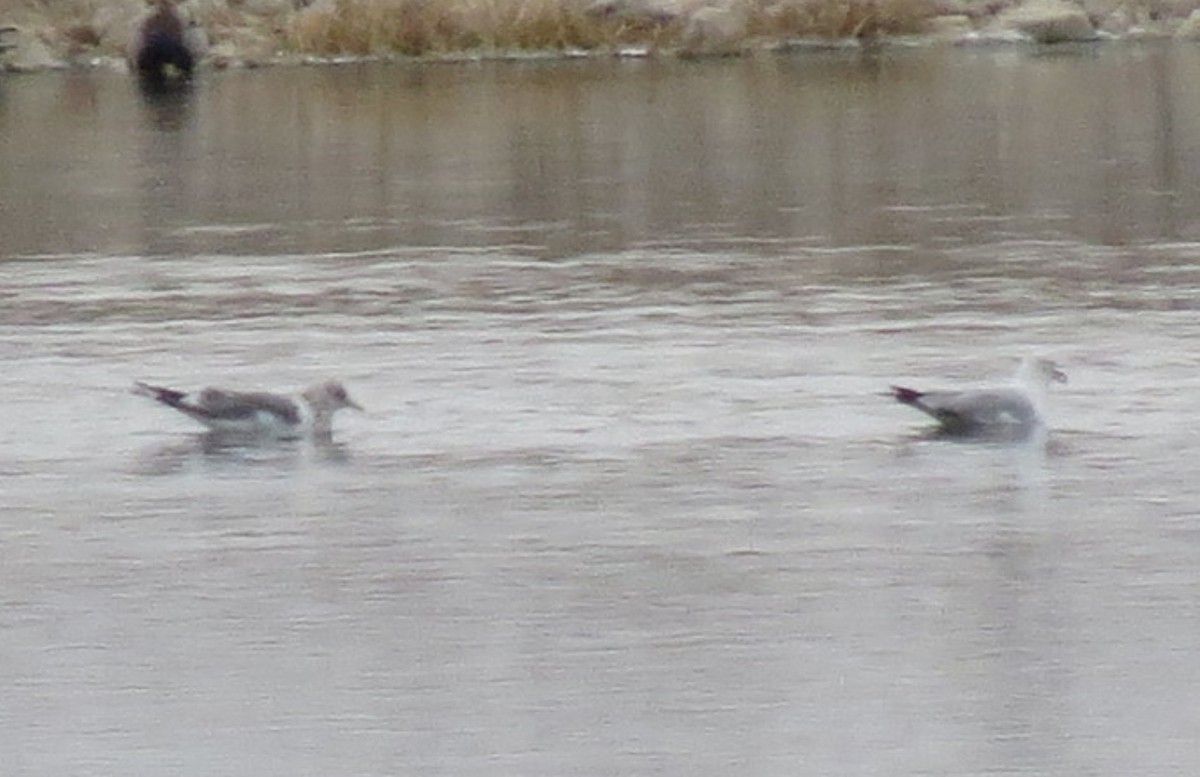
[304,380,363,413]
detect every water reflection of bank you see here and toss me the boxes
[4,43,1199,260]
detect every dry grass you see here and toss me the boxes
[5,0,107,29]
[286,0,936,57]
[287,0,458,56]
[2,0,266,59]
[285,0,681,56]
[753,0,936,39]
[2,0,134,56]
[6,0,938,62]
[462,0,604,50]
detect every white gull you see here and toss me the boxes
[133,379,362,439]
[890,357,1067,438]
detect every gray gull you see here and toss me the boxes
[890,357,1066,438]
[134,379,362,439]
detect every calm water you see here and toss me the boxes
[4,43,1200,776]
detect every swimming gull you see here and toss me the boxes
[133,379,362,439]
[890,357,1067,438]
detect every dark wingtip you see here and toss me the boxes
[132,381,188,407]
[891,385,923,404]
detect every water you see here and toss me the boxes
[4,43,1200,776]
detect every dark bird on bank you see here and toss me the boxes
[890,357,1067,439]
[129,0,204,83]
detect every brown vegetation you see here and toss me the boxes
[284,0,938,58]
[1,0,940,67]
[285,0,682,56]
[751,0,937,39]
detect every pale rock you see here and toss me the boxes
[680,2,749,55]
[0,26,17,54]
[585,0,684,25]
[1076,0,1122,22]
[217,27,277,63]
[1,27,66,70]
[1177,7,1200,35]
[1160,0,1200,19]
[994,0,1097,41]
[185,20,211,59]
[232,0,298,15]
[926,13,976,39]
[90,1,145,53]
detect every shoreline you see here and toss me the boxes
[3,0,1200,74]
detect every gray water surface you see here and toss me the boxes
[3,43,1200,776]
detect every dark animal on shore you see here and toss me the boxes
[129,0,199,82]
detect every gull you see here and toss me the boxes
[133,379,362,439]
[890,357,1067,438]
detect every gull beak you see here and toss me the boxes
[346,397,364,412]
[1052,368,1068,384]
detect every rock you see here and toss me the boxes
[90,0,145,53]
[231,0,297,14]
[0,26,18,60]
[994,0,1098,41]
[1161,0,1200,20]
[185,20,211,59]
[1177,7,1200,35]
[680,2,748,55]
[585,0,684,26]
[1,27,66,70]
[211,27,275,64]
[926,13,976,39]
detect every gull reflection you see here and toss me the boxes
[132,431,351,476]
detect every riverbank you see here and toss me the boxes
[4,0,1200,72]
